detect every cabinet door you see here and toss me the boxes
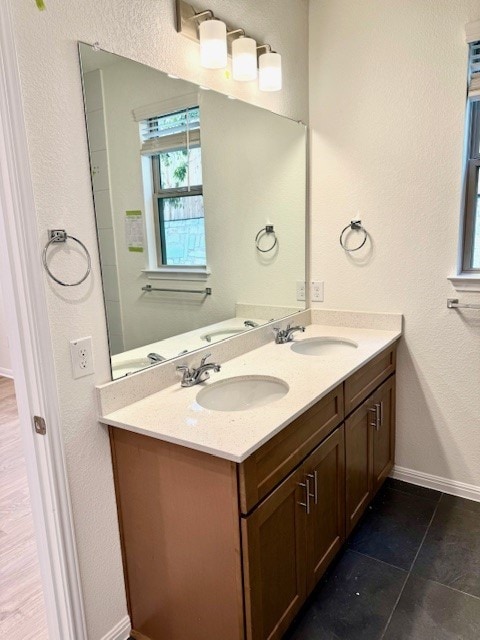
[372,375,396,494]
[242,467,307,640]
[304,426,345,593]
[345,398,374,535]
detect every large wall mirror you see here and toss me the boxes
[78,43,307,379]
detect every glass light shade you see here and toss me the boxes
[259,52,282,92]
[232,37,257,81]
[199,19,227,69]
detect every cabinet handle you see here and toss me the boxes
[368,406,377,429]
[307,472,318,504]
[375,403,381,430]
[380,400,384,427]
[298,478,310,515]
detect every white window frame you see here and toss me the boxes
[133,95,210,281]
[450,22,480,291]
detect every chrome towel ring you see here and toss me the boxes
[255,224,277,253]
[42,229,92,287]
[339,220,368,252]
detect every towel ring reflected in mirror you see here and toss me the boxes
[42,229,92,287]
[255,224,277,253]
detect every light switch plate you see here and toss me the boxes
[70,336,94,379]
[311,281,324,302]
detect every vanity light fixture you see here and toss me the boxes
[231,32,258,82]
[175,0,282,91]
[198,15,227,69]
[257,45,282,92]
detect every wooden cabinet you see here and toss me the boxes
[241,467,307,640]
[345,375,396,534]
[372,375,396,493]
[304,426,345,593]
[110,343,398,640]
[242,427,346,639]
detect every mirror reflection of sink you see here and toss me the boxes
[290,337,358,356]
[200,327,246,343]
[196,375,289,412]
[112,357,153,371]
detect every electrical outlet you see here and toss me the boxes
[296,281,306,301]
[70,337,94,379]
[311,281,324,302]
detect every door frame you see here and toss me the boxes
[0,4,87,639]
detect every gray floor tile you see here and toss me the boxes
[385,478,442,502]
[412,501,480,597]
[383,575,480,640]
[438,493,480,515]
[285,550,406,640]
[348,487,437,570]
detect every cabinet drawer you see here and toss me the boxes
[344,344,397,415]
[239,384,344,514]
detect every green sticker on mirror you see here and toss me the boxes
[125,210,144,252]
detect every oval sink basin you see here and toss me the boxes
[290,337,358,356]
[196,375,289,412]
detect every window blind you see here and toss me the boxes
[468,41,480,99]
[140,106,200,156]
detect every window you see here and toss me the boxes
[141,106,206,267]
[462,42,480,272]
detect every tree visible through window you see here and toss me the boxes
[142,106,206,266]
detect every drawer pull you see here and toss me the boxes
[368,406,377,429]
[298,479,311,515]
[307,472,318,504]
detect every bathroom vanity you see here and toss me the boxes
[101,322,400,640]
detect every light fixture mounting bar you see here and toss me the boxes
[175,0,266,57]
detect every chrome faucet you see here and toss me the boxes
[244,320,259,328]
[147,352,166,364]
[273,323,306,344]
[176,353,221,387]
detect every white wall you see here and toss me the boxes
[309,0,480,489]
[0,282,12,376]
[9,1,308,638]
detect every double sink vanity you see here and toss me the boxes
[97,310,402,640]
[78,38,402,640]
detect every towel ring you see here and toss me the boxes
[42,229,92,287]
[255,225,277,253]
[339,220,368,252]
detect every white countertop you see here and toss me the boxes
[100,323,401,462]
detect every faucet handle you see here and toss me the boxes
[176,364,191,377]
[200,353,212,366]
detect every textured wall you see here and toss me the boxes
[9,0,308,638]
[0,282,12,375]
[309,0,480,488]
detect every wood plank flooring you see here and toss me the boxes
[0,376,48,639]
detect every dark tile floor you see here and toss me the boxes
[285,479,480,640]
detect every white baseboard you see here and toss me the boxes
[0,366,13,378]
[391,465,480,503]
[100,615,131,640]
